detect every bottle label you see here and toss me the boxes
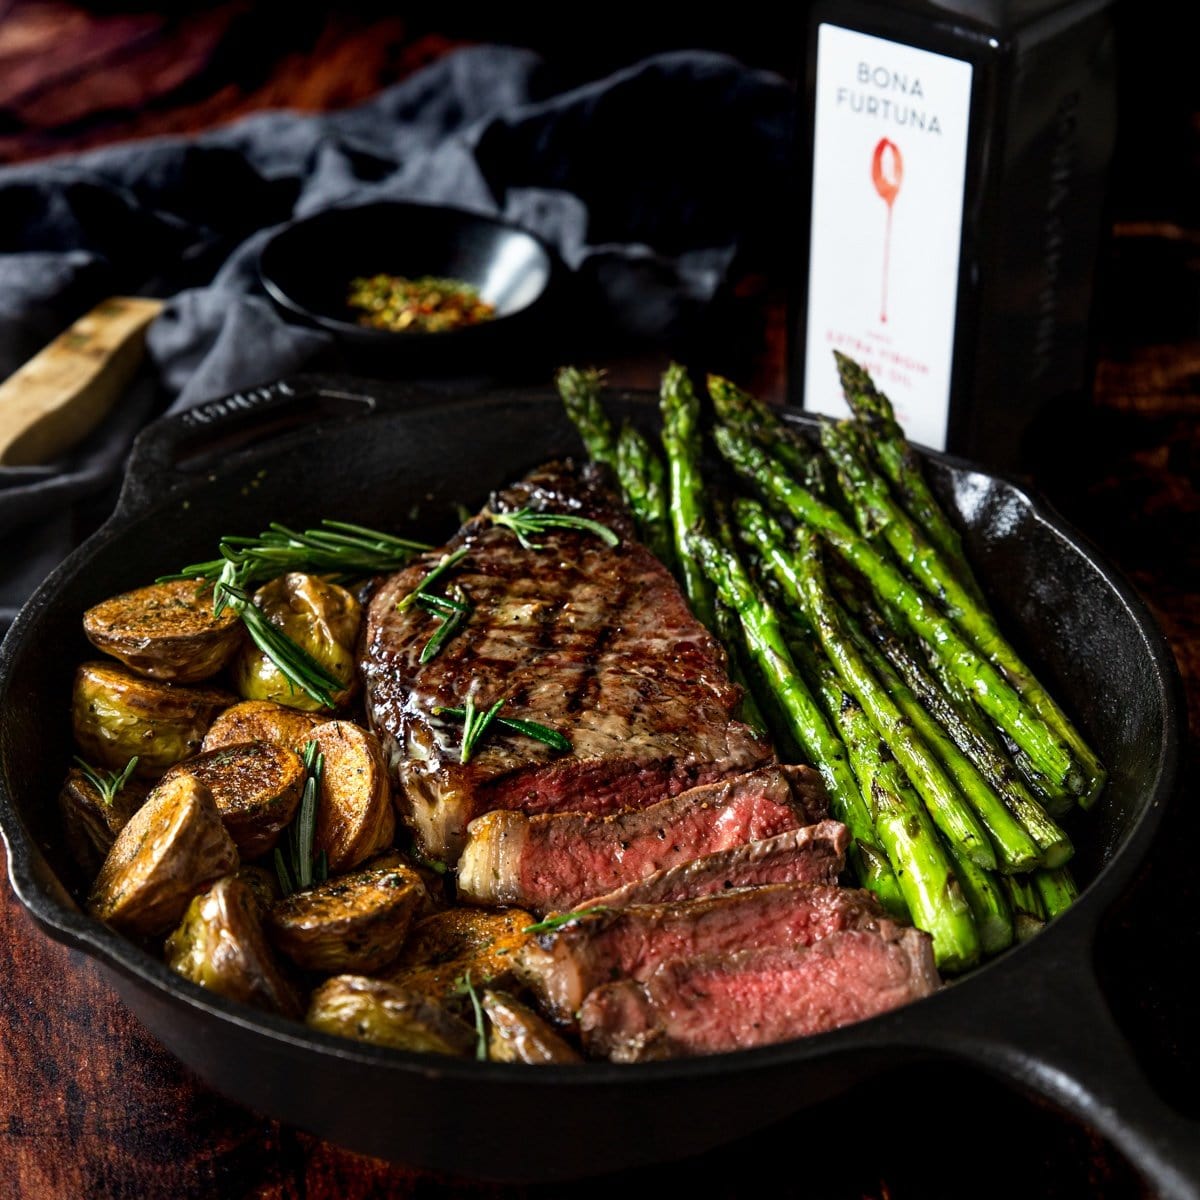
[803,24,973,450]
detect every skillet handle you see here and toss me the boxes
[115,375,382,517]
[930,945,1200,1199]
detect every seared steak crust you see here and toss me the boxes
[579,927,939,1061]
[456,764,826,914]
[361,461,771,861]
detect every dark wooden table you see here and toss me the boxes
[1,5,1196,1197]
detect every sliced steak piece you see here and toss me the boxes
[578,820,849,910]
[580,927,939,1061]
[519,882,893,1021]
[456,764,827,914]
[361,461,772,862]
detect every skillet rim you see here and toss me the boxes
[0,379,1185,1088]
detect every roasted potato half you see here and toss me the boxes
[72,661,236,777]
[166,875,302,1018]
[202,700,322,755]
[267,863,426,974]
[307,976,475,1057]
[235,864,281,915]
[364,850,448,915]
[83,579,243,683]
[163,741,305,859]
[232,574,360,712]
[58,765,148,877]
[87,774,239,936]
[310,720,395,872]
[482,990,582,1064]
[385,907,532,1003]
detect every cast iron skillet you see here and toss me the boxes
[0,376,1195,1193]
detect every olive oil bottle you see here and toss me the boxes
[792,0,1117,467]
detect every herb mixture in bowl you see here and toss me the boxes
[346,274,496,333]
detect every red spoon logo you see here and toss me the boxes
[872,138,903,324]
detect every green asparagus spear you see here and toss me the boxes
[788,527,998,871]
[615,420,675,568]
[943,842,1015,957]
[854,598,1073,866]
[714,426,1084,801]
[1000,873,1047,942]
[688,530,905,915]
[748,501,1044,872]
[556,366,617,468]
[819,417,1106,807]
[660,363,717,631]
[707,374,834,497]
[842,607,1043,873]
[709,499,771,738]
[859,578,1075,820]
[1034,865,1080,920]
[711,600,770,738]
[790,633,979,969]
[834,351,981,596]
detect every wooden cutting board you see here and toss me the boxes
[0,296,164,467]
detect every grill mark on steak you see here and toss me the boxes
[519,882,895,1022]
[361,460,772,862]
[456,765,825,914]
[579,927,939,1061]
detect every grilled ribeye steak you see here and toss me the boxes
[456,764,828,914]
[579,927,939,1061]
[578,819,849,910]
[361,461,771,862]
[520,882,897,1021]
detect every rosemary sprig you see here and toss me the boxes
[485,715,572,752]
[398,547,469,611]
[455,971,488,1062]
[414,593,470,616]
[166,519,432,590]
[165,517,414,708]
[449,695,507,764]
[488,506,619,551]
[397,548,473,664]
[523,906,611,934]
[418,583,472,665]
[73,756,138,807]
[434,704,571,754]
[274,740,329,896]
[221,581,343,708]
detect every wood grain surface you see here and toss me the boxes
[1,4,1196,1197]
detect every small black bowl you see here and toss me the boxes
[259,202,556,367]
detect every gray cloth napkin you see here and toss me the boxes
[0,45,791,629]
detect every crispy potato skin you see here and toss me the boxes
[83,580,243,683]
[385,908,532,1003]
[482,990,582,1064]
[163,741,305,859]
[87,774,239,936]
[58,767,148,877]
[267,864,426,974]
[365,850,448,914]
[235,864,281,914]
[72,661,236,777]
[202,701,322,755]
[166,875,303,1018]
[307,975,475,1056]
[310,720,395,872]
[233,574,361,712]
